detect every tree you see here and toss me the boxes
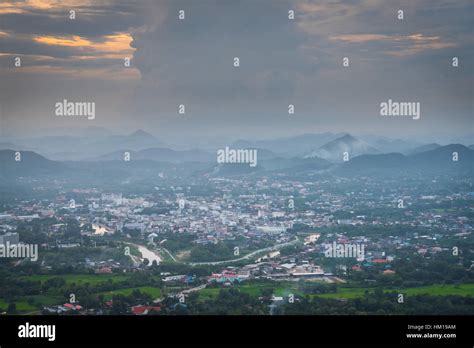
[7,303,17,314]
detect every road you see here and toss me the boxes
[157,245,177,262]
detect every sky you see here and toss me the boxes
[0,0,472,143]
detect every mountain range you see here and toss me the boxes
[3,129,473,163]
[3,130,164,161]
[338,144,473,176]
[1,143,472,183]
[1,130,473,183]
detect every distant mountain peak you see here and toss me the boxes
[129,129,155,139]
[305,134,379,162]
[338,134,357,141]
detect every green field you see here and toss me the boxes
[197,282,474,301]
[97,286,162,300]
[21,274,130,285]
[240,283,302,297]
[313,283,474,299]
[399,283,474,297]
[310,287,365,299]
[198,282,303,301]
[0,295,63,313]
[0,299,37,312]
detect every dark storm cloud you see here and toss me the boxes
[0,0,472,141]
[126,0,472,140]
[0,4,144,38]
[131,0,312,105]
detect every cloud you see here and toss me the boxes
[0,0,144,78]
[131,0,311,104]
[331,33,456,56]
[0,0,472,139]
[34,33,135,58]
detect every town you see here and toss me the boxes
[1,171,472,315]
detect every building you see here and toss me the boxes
[101,193,123,205]
[0,214,13,221]
[208,272,242,283]
[124,223,146,233]
[304,233,320,245]
[131,305,161,315]
[289,265,324,278]
[163,275,186,282]
[256,226,286,234]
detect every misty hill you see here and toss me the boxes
[305,134,379,162]
[92,147,214,163]
[0,150,66,179]
[469,145,474,151]
[90,130,163,154]
[408,143,441,155]
[0,142,28,150]
[232,133,343,157]
[2,144,471,184]
[359,135,422,154]
[0,148,210,187]
[411,144,474,168]
[208,155,331,177]
[11,130,164,161]
[93,146,280,163]
[128,129,156,140]
[337,153,409,176]
[338,144,474,176]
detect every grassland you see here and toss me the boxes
[20,273,130,285]
[197,282,474,301]
[312,283,474,299]
[0,295,63,312]
[4,276,473,313]
[97,286,162,300]
[197,281,303,301]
